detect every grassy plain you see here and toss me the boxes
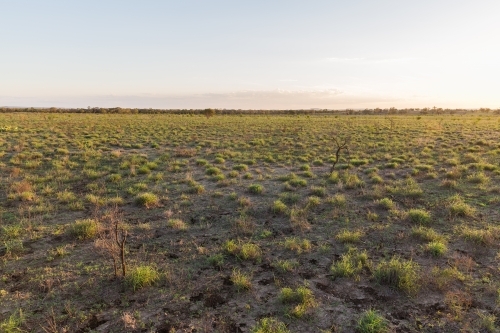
[0,113,499,332]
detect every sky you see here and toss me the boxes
[1,0,499,109]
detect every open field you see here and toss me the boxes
[1,113,499,332]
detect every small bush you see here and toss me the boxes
[411,226,444,242]
[70,219,99,240]
[167,219,188,230]
[248,184,264,194]
[231,269,252,291]
[459,225,499,245]
[0,309,25,333]
[336,229,364,243]
[271,200,288,214]
[377,198,394,210]
[306,196,321,207]
[279,285,317,318]
[205,167,222,175]
[126,265,159,291]
[448,195,476,217]
[327,194,346,207]
[251,317,289,333]
[240,243,262,261]
[425,241,447,257]
[357,309,389,333]
[233,164,248,171]
[135,192,159,208]
[273,259,299,273]
[283,237,311,254]
[408,209,431,225]
[310,186,326,197]
[207,254,225,268]
[330,248,368,278]
[373,257,420,294]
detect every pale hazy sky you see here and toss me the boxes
[1,1,499,109]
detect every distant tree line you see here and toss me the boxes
[0,106,498,115]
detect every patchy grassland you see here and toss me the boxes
[0,113,500,332]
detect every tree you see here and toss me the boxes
[330,135,351,172]
[203,108,216,118]
[94,206,128,278]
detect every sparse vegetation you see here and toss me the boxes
[1,112,499,332]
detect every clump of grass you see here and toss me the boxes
[289,208,311,231]
[288,176,307,187]
[56,190,76,203]
[223,240,262,261]
[222,239,239,255]
[3,239,24,257]
[373,256,420,294]
[310,186,326,197]
[167,219,188,231]
[283,237,311,254]
[233,164,248,171]
[305,196,321,207]
[70,219,99,240]
[248,184,264,194]
[251,317,289,333]
[366,211,379,222]
[125,265,159,291]
[238,196,252,207]
[467,171,489,184]
[207,253,225,268]
[385,178,423,198]
[279,192,300,204]
[233,215,255,235]
[135,192,159,208]
[448,194,476,217]
[1,224,22,240]
[327,194,346,207]
[279,285,317,318]
[357,309,389,333]
[425,241,448,257]
[459,225,499,245]
[376,197,394,210]
[271,200,288,214]
[299,164,310,171]
[205,166,222,175]
[231,269,252,291]
[328,171,340,184]
[408,209,431,225]
[336,229,364,243]
[330,248,368,278]
[440,179,458,188]
[411,226,444,242]
[477,311,497,333]
[0,309,25,333]
[273,259,299,273]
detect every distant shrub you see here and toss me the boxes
[135,192,159,208]
[425,241,447,257]
[373,257,420,294]
[336,229,364,243]
[251,317,289,333]
[448,195,475,217]
[126,265,159,291]
[377,198,394,210]
[357,309,389,333]
[167,219,188,230]
[70,219,99,240]
[248,184,264,194]
[271,200,288,214]
[408,209,431,225]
